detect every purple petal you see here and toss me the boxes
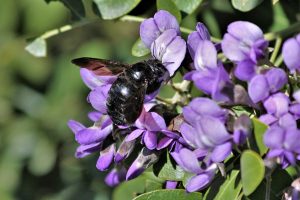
[144,131,157,150]
[227,21,264,43]
[284,128,300,152]
[259,114,277,126]
[222,33,248,62]
[140,18,160,48]
[177,148,202,174]
[75,125,112,145]
[234,60,257,81]
[278,113,297,129]
[105,168,126,187]
[161,36,186,76]
[75,142,102,158]
[211,142,232,162]
[263,93,289,117]
[115,137,136,163]
[154,10,180,34]
[196,116,231,147]
[80,68,116,89]
[191,69,215,94]
[233,114,252,144]
[180,122,198,148]
[88,85,111,113]
[248,74,269,103]
[186,173,213,192]
[96,144,115,171]
[293,90,300,103]
[88,111,102,122]
[151,29,177,60]
[264,126,284,149]
[282,37,300,73]
[139,111,167,131]
[187,23,211,59]
[157,137,173,150]
[265,68,287,93]
[194,40,217,70]
[165,181,178,189]
[68,120,85,134]
[125,129,145,141]
[289,103,300,116]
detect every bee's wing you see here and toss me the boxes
[71,57,131,76]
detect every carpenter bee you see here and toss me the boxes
[72,57,169,126]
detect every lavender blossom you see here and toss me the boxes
[233,114,252,145]
[184,40,233,102]
[140,10,180,48]
[264,126,300,168]
[105,167,127,187]
[282,34,300,73]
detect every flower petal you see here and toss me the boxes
[140,18,160,48]
[125,129,145,141]
[282,37,300,73]
[154,10,180,34]
[264,126,284,149]
[248,74,269,103]
[211,142,232,162]
[186,173,213,192]
[177,148,202,174]
[265,68,287,93]
[68,120,85,134]
[75,142,102,158]
[96,144,115,171]
[194,40,217,70]
[76,125,112,145]
[234,60,257,81]
[88,85,111,113]
[144,131,157,150]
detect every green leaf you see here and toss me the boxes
[171,0,203,14]
[93,0,141,20]
[157,0,181,22]
[241,150,265,196]
[60,0,85,19]
[214,170,242,200]
[252,117,268,155]
[133,189,202,200]
[28,136,56,176]
[113,176,146,200]
[156,153,185,181]
[132,38,150,57]
[231,0,264,12]
[25,37,47,57]
[145,179,163,192]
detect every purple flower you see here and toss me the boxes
[184,40,233,102]
[282,34,300,73]
[233,114,252,145]
[68,120,103,158]
[88,84,111,114]
[171,148,217,192]
[180,98,232,163]
[187,22,211,59]
[151,29,186,76]
[222,21,268,63]
[114,137,136,163]
[140,10,180,48]
[165,181,178,189]
[96,143,116,171]
[125,110,173,150]
[248,68,287,103]
[264,126,300,168]
[126,148,159,180]
[105,167,126,187]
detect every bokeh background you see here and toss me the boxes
[0,0,299,199]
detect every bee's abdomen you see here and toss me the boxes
[106,76,145,126]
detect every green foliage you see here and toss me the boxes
[204,170,242,200]
[157,0,182,22]
[93,0,141,19]
[241,150,265,196]
[171,0,203,14]
[231,0,264,12]
[252,118,268,155]
[132,38,150,57]
[133,189,202,200]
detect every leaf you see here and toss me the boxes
[171,0,203,14]
[112,176,146,200]
[231,0,264,12]
[25,37,47,57]
[241,150,265,196]
[213,170,242,200]
[252,117,268,155]
[93,0,141,20]
[157,0,181,22]
[133,189,202,200]
[28,136,56,176]
[60,0,85,19]
[132,38,150,57]
[156,153,185,181]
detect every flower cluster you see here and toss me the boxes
[69,10,300,194]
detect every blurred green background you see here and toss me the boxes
[0,0,299,199]
[0,0,141,199]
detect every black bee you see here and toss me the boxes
[72,57,169,126]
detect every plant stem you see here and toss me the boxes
[264,21,300,41]
[274,54,283,67]
[265,174,272,200]
[270,37,282,63]
[40,19,96,40]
